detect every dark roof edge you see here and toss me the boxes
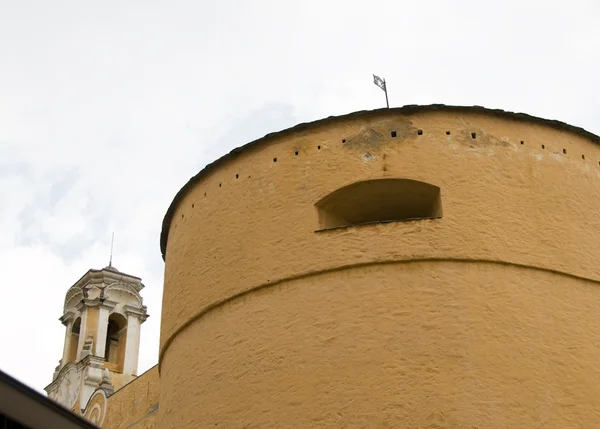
[159,104,600,259]
[0,369,100,428]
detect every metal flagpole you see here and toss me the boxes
[373,74,389,108]
[383,78,389,108]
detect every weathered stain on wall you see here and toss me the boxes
[103,366,159,429]
[158,107,600,428]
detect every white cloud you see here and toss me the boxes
[0,0,599,392]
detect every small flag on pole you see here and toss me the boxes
[372,74,389,108]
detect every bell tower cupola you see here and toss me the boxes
[45,265,149,412]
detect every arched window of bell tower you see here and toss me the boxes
[104,313,127,372]
[67,317,81,363]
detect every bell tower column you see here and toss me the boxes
[75,304,89,361]
[122,306,148,376]
[59,311,75,368]
[94,300,117,358]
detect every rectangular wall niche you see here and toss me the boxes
[315,178,442,230]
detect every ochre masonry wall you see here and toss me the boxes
[103,366,159,429]
[159,109,600,428]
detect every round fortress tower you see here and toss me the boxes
[158,105,600,428]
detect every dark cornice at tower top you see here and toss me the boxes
[159,104,600,260]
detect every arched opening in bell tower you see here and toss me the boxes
[104,313,127,372]
[66,317,81,363]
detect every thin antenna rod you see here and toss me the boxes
[109,232,114,267]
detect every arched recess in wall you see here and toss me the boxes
[315,178,443,230]
[67,317,81,363]
[104,313,127,372]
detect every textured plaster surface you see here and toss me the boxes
[103,366,159,429]
[159,110,600,428]
[108,371,135,393]
[161,262,600,428]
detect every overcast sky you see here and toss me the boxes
[1,0,599,393]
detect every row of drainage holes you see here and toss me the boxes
[337,130,474,140]
[388,130,594,161]
[539,145,588,159]
[210,133,599,190]
[275,145,322,162]
[213,146,325,188]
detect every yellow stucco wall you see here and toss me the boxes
[103,366,159,429]
[107,370,136,393]
[158,107,600,428]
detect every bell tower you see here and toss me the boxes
[45,265,149,413]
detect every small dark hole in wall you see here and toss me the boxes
[342,139,346,143]
[471,132,476,139]
[520,141,524,145]
[273,157,277,162]
[417,130,423,135]
[318,145,321,150]
[542,145,545,149]
[295,151,298,156]
[391,131,397,138]
[219,183,222,187]
[181,214,184,219]
[563,149,567,154]
[204,193,206,197]
[192,203,194,208]
[235,174,239,179]
[582,154,585,160]
[446,131,451,135]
